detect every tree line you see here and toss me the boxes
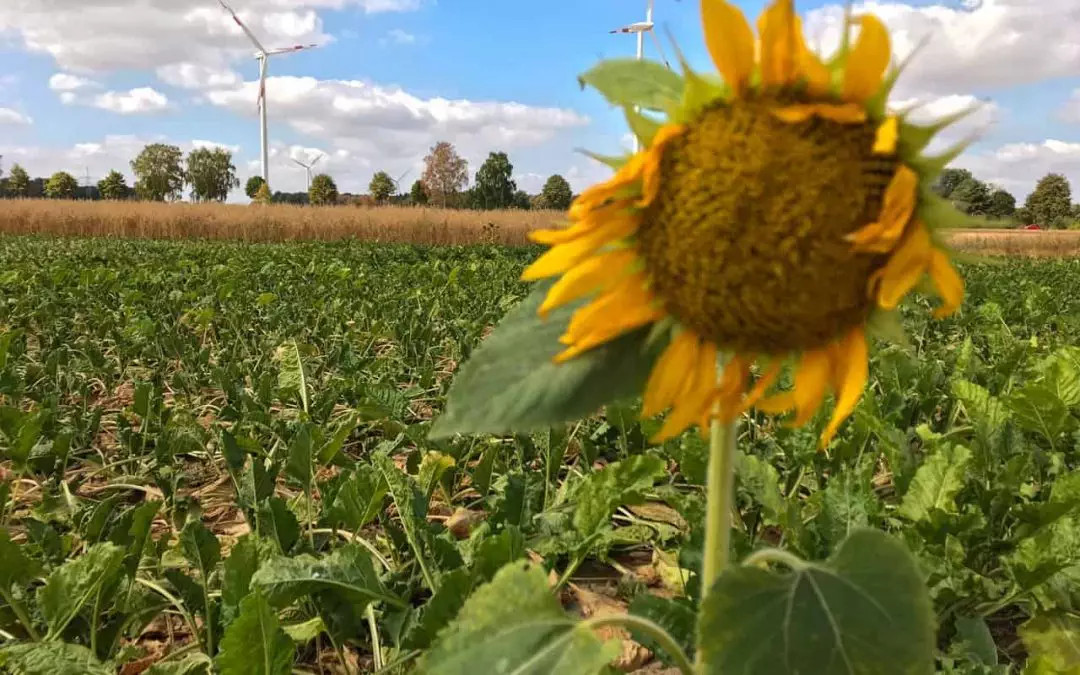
[932,168,1080,229]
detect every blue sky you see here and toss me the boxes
[1,0,1079,201]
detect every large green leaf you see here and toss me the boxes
[146,653,213,675]
[284,426,313,486]
[577,58,685,111]
[0,642,112,675]
[1008,384,1073,447]
[179,520,221,580]
[221,535,260,627]
[274,340,309,413]
[401,568,475,650]
[325,464,388,531]
[216,591,294,675]
[628,595,695,665]
[1035,347,1080,409]
[429,280,668,439]
[898,444,972,522]
[38,542,125,638]
[951,380,1009,453]
[699,529,934,675]
[0,528,41,591]
[573,453,667,536]
[737,452,786,523]
[252,542,404,610]
[1020,613,1080,673]
[418,562,618,675]
[375,452,437,586]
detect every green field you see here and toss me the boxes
[2,237,1080,673]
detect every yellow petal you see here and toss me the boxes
[737,358,784,415]
[521,213,639,281]
[798,44,832,98]
[553,300,663,363]
[819,327,869,448]
[873,116,899,155]
[561,273,654,343]
[642,331,701,417]
[568,153,648,220]
[847,165,918,253]
[639,125,685,208]
[756,391,795,414]
[538,248,638,318]
[652,343,718,442]
[701,0,755,96]
[758,0,801,88]
[842,15,891,104]
[772,103,866,125]
[791,348,831,427]
[871,223,931,309]
[715,354,751,421]
[929,249,964,319]
[529,216,597,246]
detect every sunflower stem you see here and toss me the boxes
[696,400,739,671]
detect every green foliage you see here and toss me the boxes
[44,171,79,200]
[421,141,468,207]
[215,591,293,675]
[409,179,429,205]
[933,168,974,199]
[578,58,684,112]
[6,163,29,197]
[245,175,267,200]
[97,170,130,201]
[369,170,396,203]
[131,143,185,201]
[539,174,573,210]
[472,151,517,210]
[187,147,239,203]
[988,188,1017,219]
[1025,173,1073,228]
[0,642,112,675]
[308,173,338,205]
[951,177,992,215]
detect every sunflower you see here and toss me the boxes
[522,0,968,448]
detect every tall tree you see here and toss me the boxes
[1024,173,1073,229]
[408,179,428,206]
[309,173,338,206]
[131,143,185,202]
[6,163,29,197]
[932,168,973,199]
[187,147,239,203]
[253,182,272,205]
[245,175,267,200]
[539,174,573,210]
[369,171,395,204]
[97,170,130,200]
[986,188,1016,220]
[950,177,992,215]
[44,171,78,199]
[421,141,468,208]
[472,152,517,210]
[511,190,531,210]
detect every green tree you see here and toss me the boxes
[949,177,991,215]
[932,168,973,199]
[253,182,272,205]
[44,171,78,199]
[187,147,239,203]
[131,143,185,202]
[97,170,129,200]
[245,175,266,200]
[369,171,395,204]
[539,174,573,210]
[408,179,428,206]
[6,163,29,197]
[421,141,468,207]
[986,188,1016,220]
[512,190,531,210]
[1014,206,1035,225]
[309,173,338,206]
[473,151,517,210]
[1024,173,1073,228]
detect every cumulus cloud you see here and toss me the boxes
[957,139,1080,201]
[49,72,100,91]
[90,88,172,114]
[0,108,32,125]
[806,1,1080,96]
[157,63,241,90]
[380,28,416,46]
[192,139,241,153]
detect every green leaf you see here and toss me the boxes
[1021,613,1080,673]
[419,562,619,675]
[257,497,300,554]
[38,542,125,637]
[221,535,260,627]
[573,453,667,536]
[146,653,213,675]
[418,451,456,500]
[285,426,313,486]
[0,642,112,675]
[577,58,684,111]
[699,529,934,675]
[216,590,294,675]
[282,616,326,644]
[179,520,221,581]
[402,568,475,650]
[1035,347,1080,409]
[375,452,437,586]
[316,417,357,466]
[624,106,662,147]
[951,380,1009,453]
[898,444,972,522]
[252,542,404,610]
[737,452,785,522]
[470,525,525,583]
[1009,384,1072,447]
[815,470,877,548]
[0,528,41,591]
[274,340,308,413]
[954,616,998,667]
[430,280,668,439]
[628,595,695,665]
[113,500,161,579]
[325,464,388,531]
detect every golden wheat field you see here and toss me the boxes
[2,199,1080,256]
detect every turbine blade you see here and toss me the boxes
[648,28,672,69]
[310,154,323,168]
[217,0,268,53]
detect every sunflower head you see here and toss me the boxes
[523,0,974,448]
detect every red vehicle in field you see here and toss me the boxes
[1023,223,1042,231]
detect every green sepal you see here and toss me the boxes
[429,278,670,439]
[574,148,629,172]
[577,58,684,112]
[907,134,980,184]
[666,36,727,124]
[898,103,984,160]
[624,106,662,147]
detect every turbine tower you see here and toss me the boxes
[217,0,319,189]
[610,0,670,153]
[291,152,324,192]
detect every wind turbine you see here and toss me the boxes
[217,0,319,189]
[390,169,410,194]
[291,152,324,192]
[610,0,671,153]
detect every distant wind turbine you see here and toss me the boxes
[610,0,671,153]
[390,169,410,194]
[291,153,324,192]
[217,0,319,189]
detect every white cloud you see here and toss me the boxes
[91,88,171,114]
[381,28,416,45]
[890,93,1000,150]
[48,72,99,91]
[192,139,241,153]
[806,1,1080,95]
[0,108,32,125]
[157,63,241,90]
[957,139,1080,201]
